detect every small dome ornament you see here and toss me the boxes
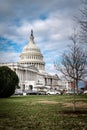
[30,29,34,41]
[31,29,33,36]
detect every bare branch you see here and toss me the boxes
[78,0,87,43]
[54,31,87,92]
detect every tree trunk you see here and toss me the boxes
[76,79,78,94]
[73,80,76,112]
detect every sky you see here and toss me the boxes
[0,0,82,74]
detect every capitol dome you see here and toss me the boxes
[19,30,45,71]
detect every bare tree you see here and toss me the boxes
[78,0,87,44]
[55,31,87,111]
[55,31,87,94]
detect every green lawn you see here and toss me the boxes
[0,95,87,130]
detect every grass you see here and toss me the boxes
[0,95,87,130]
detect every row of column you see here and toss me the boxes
[15,69,36,82]
[45,78,58,87]
[21,55,43,60]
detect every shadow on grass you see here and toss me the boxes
[60,110,87,114]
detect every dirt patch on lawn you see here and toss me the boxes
[64,102,87,108]
[38,100,58,104]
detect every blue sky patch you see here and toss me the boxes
[0,37,21,52]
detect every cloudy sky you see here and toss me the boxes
[0,0,82,74]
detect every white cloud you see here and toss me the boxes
[0,51,20,63]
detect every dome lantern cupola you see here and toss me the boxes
[30,29,34,43]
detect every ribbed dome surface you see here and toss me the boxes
[19,30,45,71]
[23,41,41,54]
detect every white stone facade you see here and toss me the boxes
[0,30,59,92]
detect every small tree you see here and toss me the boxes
[55,31,87,111]
[0,66,19,98]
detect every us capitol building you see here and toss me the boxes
[0,30,62,92]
